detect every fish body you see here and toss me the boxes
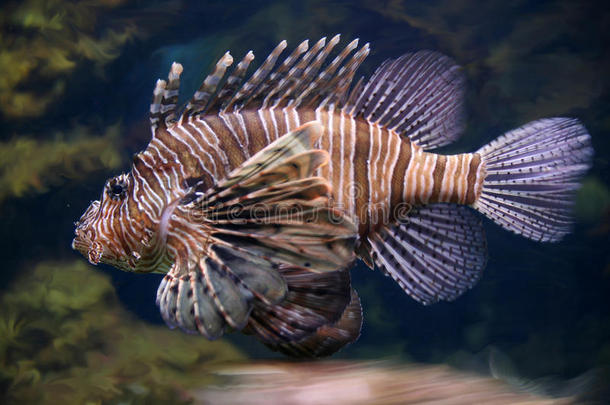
[73,35,593,357]
[147,107,483,236]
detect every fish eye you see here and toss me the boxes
[111,184,124,195]
[107,176,128,200]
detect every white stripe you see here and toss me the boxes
[348,114,356,215]
[458,154,473,204]
[337,111,346,206]
[373,124,380,204]
[134,157,164,213]
[283,107,292,132]
[327,108,334,193]
[418,153,428,203]
[403,143,417,203]
[220,112,245,151]
[257,109,271,144]
[187,121,222,177]
[177,124,219,178]
[385,130,402,205]
[474,154,485,201]
[367,121,375,219]
[235,112,250,157]
[269,108,279,140]
[197,119,231,172]
[424,154,437,203]
[168,126,210,176]
[292,107,300,127]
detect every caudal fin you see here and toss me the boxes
[474,118,593,242]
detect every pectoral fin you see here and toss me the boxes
[156,122,358,341]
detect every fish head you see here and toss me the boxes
[72,172,140,272]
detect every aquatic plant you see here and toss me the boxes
[0,124,124,205]
[0,260,244,404]
[0,0,140,119]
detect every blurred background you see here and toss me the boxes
[1,0,608,403]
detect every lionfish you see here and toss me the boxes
[73,35,593,357]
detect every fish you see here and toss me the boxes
[72,35,593,357]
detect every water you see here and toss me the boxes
[1,0,608,403]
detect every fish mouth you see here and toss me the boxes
[73,200,102,264]
[72,228,103,265]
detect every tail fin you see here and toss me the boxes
[474,118,593,242]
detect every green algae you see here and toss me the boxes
[0,260,244,404]
[0,124,124,205]
[0,0,140,119]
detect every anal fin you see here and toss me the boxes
[370,203,487,305]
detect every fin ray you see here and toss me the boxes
[474,118,593,242]
[370,204,487,305]
[155,122,358,340]
[348,51,465,150]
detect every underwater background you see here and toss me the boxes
[1,0,609,403]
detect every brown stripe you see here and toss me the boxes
[429,154,447,202]
[190,119,230,176]
[171,126,217,189]
[318,109,331,180]
[132,149,164,205]
[465,153,482,204]
[354,118,371,237]
[297,108,316,124]
[202,115,247,169]
[342,114,354,212]
[272,109,288,138]
[449,153,463,203]
[173,126,210,177]
[241,110,268,155]
[390,139,410,208]
[223,112,248,152]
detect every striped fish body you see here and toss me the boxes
[153,108,484,238]
[73,36,592,357]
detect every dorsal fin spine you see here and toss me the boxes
[184,52,233,118]
[227,40,287,112]
[219,51,255,112]
[271,37,327,108]
[320,43,369,108]
[277,34,340,109]
[295,37,358,108]
[150,79,166,134]
[173,35,372,120]
[259,39,310,109]
[161,62,183,126]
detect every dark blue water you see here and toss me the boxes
[1,0,608,402]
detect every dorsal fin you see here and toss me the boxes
[346,51,466,150]
[268,36,338,108]
[151,38,464,151]
[162,36,370,122]
[223,40,288,112]
[296,38,360,108]
[149,62,183,132]
[183,52,233,117]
